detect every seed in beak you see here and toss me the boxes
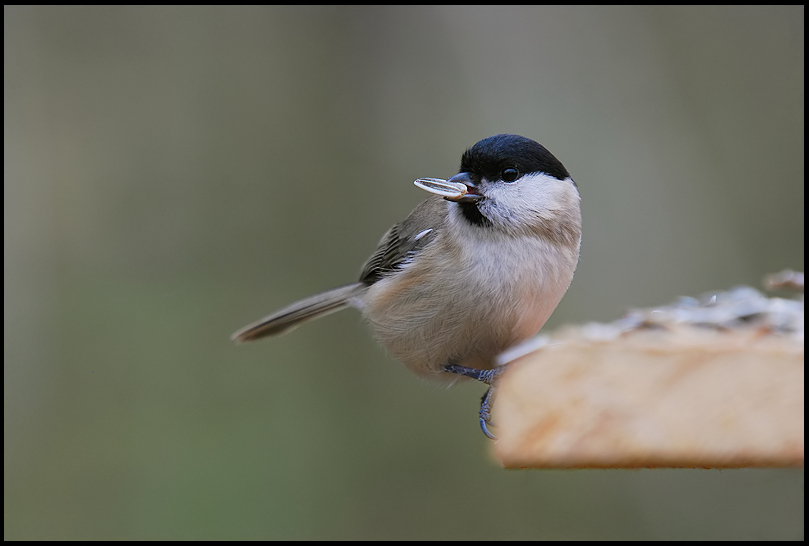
[414,178,468,200]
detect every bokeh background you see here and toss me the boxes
[4,5,803,540]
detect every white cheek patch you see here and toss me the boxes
[484,173,578,225]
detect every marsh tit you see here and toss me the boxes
[232,134,582,438]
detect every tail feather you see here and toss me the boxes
[231,283,366,342]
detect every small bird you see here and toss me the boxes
[232,134,582,438]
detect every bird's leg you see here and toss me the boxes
[444,363,508,439]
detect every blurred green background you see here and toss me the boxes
[4,5,803,540]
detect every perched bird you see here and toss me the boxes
[232,134,582,437]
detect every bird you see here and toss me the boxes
[232,134,582,438]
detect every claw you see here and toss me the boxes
[480,417,497,440]
[479,386,498,439]
[445,364,507,439]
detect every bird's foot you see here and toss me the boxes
[444,364,507,439]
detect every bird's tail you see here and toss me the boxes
[231,282,367,342]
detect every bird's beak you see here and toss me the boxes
[445,172,483,202]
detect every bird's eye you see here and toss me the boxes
[501,168,520,182]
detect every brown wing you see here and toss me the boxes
[358,197,446,285]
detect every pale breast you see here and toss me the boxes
[362,231,578,379]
